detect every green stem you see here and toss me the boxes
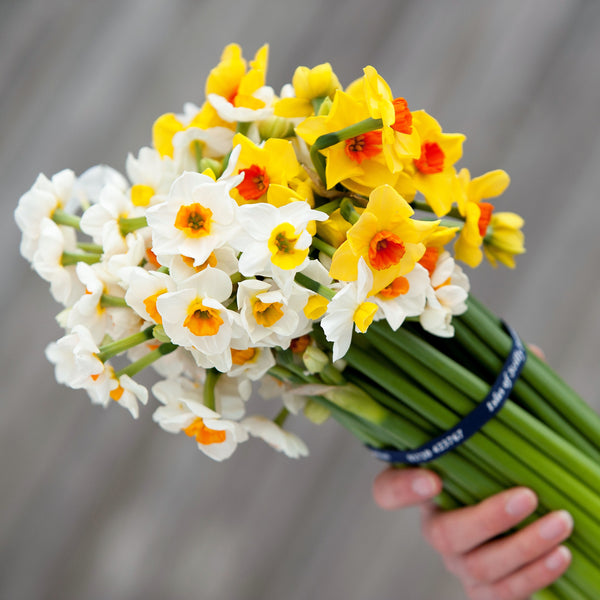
[119,216,148,236]
[340,197,360,225]
[463,297,600,450]
[116,342,177,378]
[100,294,129,308]
[193,140,203,172]
[76,242,104,253]
[411,201,464,221]
[315,198,341,215]
[97,326,155,362]
[311,97,326,115]
[273,408,289,428]
[52,209,81,230]
[311,236,336,258]
[343,342,600,560]
[452,318,600,462]
[204,368,220,411]
[367,326,600,518]
[61,251,102,266]
[309,117,383,185]
[294,272,336,300]
[236,121,251,136]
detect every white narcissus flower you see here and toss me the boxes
[228,347,275,381]
[85,368,148,419]
[15,169,76,261]
[74,165,129,209]
[45,324,104,389]
[321,258,379,362]
[126,146,178,207]
[242,416,308,459]
[420,251,470,338]
[166,246,239,282]
[172,127,236,172]
[32,218,85,306]
[234,201,328,292]
[373,263,430,330]
[146,171,242,267]
[156,267,239,366]
[68,262,142,344]
[80,184,147,256]
[237,279,309,347]
[124,267,176,325]
[152,377,248,461]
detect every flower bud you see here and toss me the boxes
[302,345,329,374]
[303,400,331,424]
[258,117,295,140]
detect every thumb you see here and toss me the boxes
[373,467,443,510]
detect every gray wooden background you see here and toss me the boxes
[2,1,600,599]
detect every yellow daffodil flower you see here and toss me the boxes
[454,169,511,267]
[329,185,439,294]
[402,110,466,217]
[296,90,406,194]
[483,212,525,268]
[352,66,421,172]
[229,133,304,205]
[206,43,269,110]
[275,63,341,118]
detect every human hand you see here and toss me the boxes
[373,468,573,599]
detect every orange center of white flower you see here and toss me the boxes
[378,276,410,299]
[368,230,406,270]
[110,386,124,401]
[143,288,167,324]
[391,98,412,134]
[253,300,284,327]
[478,202,494,237]
[184,300,223,336]
[175,203,212,237]
[182,252,218,271]
[237,164,270,200]
[414,142,445,174]
[231,347,257,365]
[345,131,383,163]
[184,417,226,445]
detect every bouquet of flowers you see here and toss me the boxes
[15,43,600,598]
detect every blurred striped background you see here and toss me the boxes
[2,1,600,598]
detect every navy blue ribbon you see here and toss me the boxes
[368,323,527,464]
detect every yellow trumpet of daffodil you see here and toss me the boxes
[274,63,341,118]
[454,168,511,267]
[329,185,439,294]
[206,43,269,110]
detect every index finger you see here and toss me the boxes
[373,467,443,510]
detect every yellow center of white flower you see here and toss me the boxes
[353,301,378,333]
[267,222,308,269]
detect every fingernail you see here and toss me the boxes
[545,546,571,571]
[505,488,537,517]
[539,511,574,541]
[411,473,438,497]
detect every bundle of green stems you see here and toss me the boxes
[271,296,600,599]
